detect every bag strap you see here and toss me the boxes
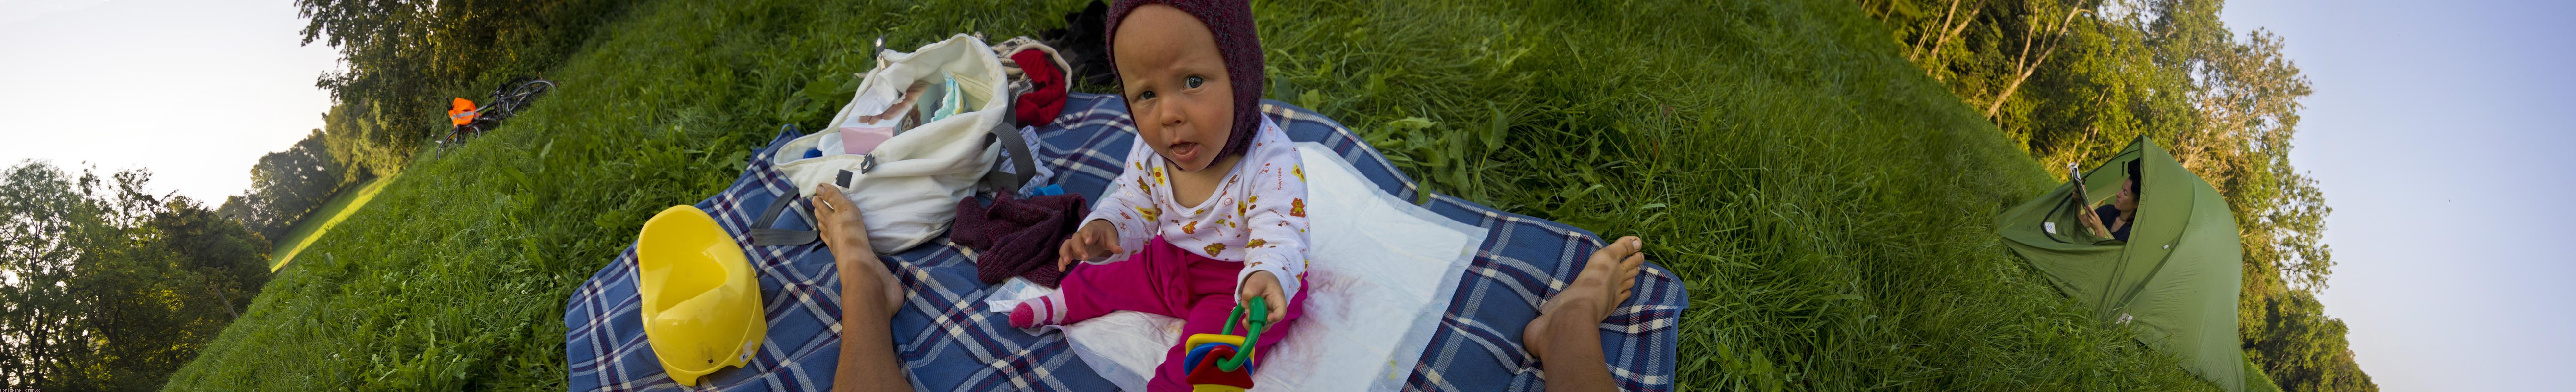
[982,99,1038,195]
[747,191,819,246]
[747,124,822,246]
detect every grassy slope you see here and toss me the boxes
[166,1,1096,390]
[1262,0,2222,390]
[267,175,396,271]
[171,0,2240,390]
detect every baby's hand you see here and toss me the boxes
[1238,271,1287,324]
[1057,220,1123,271]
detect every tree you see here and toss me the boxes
[297,0,638,173]
[0,161,270,390]
[0,161,91,387]
[2244,291,2376,392]
[241,129,349,242]
[1983,0,2093,118]
[149,196,274,320]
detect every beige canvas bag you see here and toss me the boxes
[763,34,1031,254]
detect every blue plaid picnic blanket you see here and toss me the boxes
[565,92,1687,392]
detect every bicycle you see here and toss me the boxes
[437,78,557,152]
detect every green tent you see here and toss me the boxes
[1995,136,2246,392]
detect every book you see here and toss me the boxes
[2066,162,2092,206]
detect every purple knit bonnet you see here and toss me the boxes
[1104,0,1264,160]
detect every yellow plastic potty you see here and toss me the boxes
[635,205,765,386]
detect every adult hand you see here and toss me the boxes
[1238,270,1288,324]
[2074,205,2111,238]
[1056,220,1123,271]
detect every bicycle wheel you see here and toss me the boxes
[435,127,465,157]
[507,80,554,113]
[516,79,554,96]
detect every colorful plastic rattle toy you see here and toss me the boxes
[1180,297,1270,392]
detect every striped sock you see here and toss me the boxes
[1009,294,1069,328]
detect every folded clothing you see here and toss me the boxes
[1010,49,1070,127]
[954,193,1089,287]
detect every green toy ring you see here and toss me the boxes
[1216,297,1269,372]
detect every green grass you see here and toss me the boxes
[267,175,396,271]
[169,0,2261,390]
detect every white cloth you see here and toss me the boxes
[1053,142,1486,392]
[1081,116,1311,302]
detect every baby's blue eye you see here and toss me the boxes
[1185,76,1205,89]
[1138,90,1155,100]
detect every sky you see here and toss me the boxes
[0,0,2564,391]
[2221,0,2576,391]
[0,0,339,203]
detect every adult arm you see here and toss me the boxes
[2075,203,2112,238]
[1077,134,1167,256]
[1235,128,1310,317]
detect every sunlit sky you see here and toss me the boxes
[3,0,2564,391]
[0,0,337,203]
[2223,0,2574,390]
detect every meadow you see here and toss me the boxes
[265,174,394,271]
[168,0,2263,390]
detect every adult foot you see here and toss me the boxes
[1524,236,1646,362]
[816,184,907,318]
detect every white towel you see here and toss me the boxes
[1031,142,1486,391]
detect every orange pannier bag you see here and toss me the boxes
[449,98,479,126]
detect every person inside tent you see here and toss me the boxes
[2075,159,2142,241]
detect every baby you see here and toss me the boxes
[1005,0,1310,390]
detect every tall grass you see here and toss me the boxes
[171,0,2235,390]
[167,1,1088,389]
[267,174,396,271]
[1257,0,2220,390]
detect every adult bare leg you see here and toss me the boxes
[1523,236,1645,392]
[816,184,911,392]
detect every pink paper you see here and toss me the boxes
[839,127,897,155]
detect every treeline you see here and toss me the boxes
[210,0,639,247]
[0,163,272,390]
[226,0,639,239]
[216,130,356,244]
[0,0,649,387]
[297,0,639,178]
[1857,0,2370,391]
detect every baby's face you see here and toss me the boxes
[1113,4,1235,172]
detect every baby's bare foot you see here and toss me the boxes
[1525,236,1645,362]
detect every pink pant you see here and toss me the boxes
[1054,236,1308,392]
